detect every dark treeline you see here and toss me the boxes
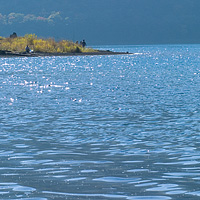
[0,0,200,45]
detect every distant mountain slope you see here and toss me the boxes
[0,0,200,45]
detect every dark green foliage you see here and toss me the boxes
[74,47,82,53]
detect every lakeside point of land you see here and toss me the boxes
[0,34,131,57]
[0,50,131,57]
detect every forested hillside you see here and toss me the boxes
[0,0,200,45]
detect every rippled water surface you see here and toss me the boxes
[1,45,200,199]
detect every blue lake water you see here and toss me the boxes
[1,44,200,199]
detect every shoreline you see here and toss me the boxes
[0,50,132,58]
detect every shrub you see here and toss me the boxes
[0,34,97,53]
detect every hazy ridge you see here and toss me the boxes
[0,0,199,45]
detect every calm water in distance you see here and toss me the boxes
[1,45,200,199]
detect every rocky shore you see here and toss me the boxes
[0,50,131,57]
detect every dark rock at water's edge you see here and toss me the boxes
[0,50,132,57]
[0,50,8,55]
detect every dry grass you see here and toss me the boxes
[0,34,97,53]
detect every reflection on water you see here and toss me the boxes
[1,45,200,199]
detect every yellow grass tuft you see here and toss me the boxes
[0,34,97,53]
